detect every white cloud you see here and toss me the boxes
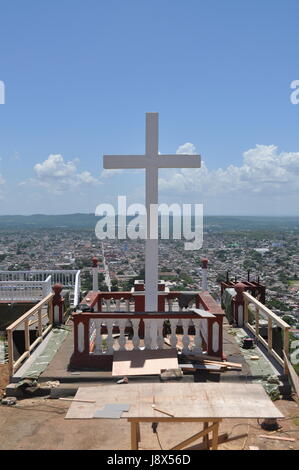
[159,143,299,198]
[176,142,197,155]
[24,154,100,194]
[101,169,124,178]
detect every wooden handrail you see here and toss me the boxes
[6,293,54,376]
[6,293,54,332]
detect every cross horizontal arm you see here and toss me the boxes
[157,154,201,168]
[103,155,148,169]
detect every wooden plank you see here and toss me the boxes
[170,422,217,450]
[153,407,175,417]
[188,355,242,369]
[65,383,284,420]
[180,363,224,372]
[259,435,295,442]
[202,360,241,369]
[59,398,96,404]
[112,349,178,376]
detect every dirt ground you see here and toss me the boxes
[0,395,298,450]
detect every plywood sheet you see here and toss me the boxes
[112,348,178,376]
[65,383,284,420]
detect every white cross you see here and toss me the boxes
[103,113,201,312]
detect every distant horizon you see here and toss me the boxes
[0,213,298,218]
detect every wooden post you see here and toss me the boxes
[283,327,290,374]
[203,422,210,449]
[52,283,64,324]
[130,421,138,450]
[38,308,42,336]
[255,306,259,339]
[49,297,54,324]
[212,421,220,450]
[244,296,248,323]
[268,317,273,351]
[7,329,14,376]
[24,318,30,352]
[233,283,246,326]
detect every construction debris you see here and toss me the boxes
[1,396,17,406]
[59,397,96,403]
[116,377,129,384]
[160,368,183,381]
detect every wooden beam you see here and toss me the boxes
[170,421,220,450]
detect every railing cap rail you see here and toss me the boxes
[0,280,49,285]
[0,269,79,273]
[6,293,54,332]
[72,310,218,319]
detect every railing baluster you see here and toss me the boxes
[192,319,202,355]
[94,319,102,354]
[131,319,140,350]
[169,319,178,348]
[182,319,191,354]
[157,319,164,349]
[106,319,114,354]
[118,319,127,351]
[143,319,152,350]
[149,320,158,349]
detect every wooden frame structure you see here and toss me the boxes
[129,418,221,450]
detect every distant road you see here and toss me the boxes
[101,243,111,292]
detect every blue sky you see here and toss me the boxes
[0,0,298,215]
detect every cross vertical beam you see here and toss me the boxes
[145,113,159,311]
